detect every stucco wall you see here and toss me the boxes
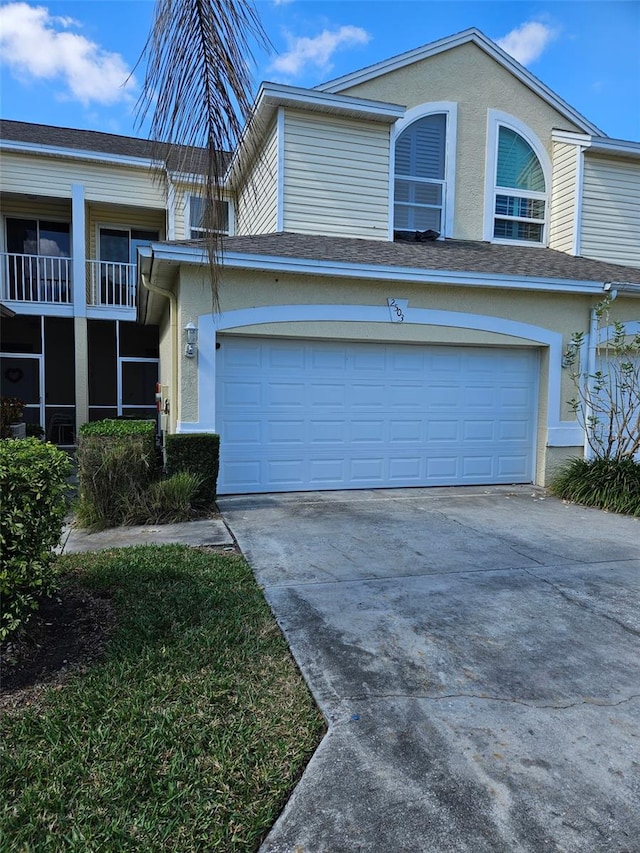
[336,42,582,241]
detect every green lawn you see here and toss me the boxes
[0,545,325,851]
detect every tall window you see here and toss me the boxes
[493,126,547,243]
[189,196,230,238]
[394,114,447,233]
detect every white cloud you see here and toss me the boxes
[270,25,371,77]
[0,2,137,106]
[497,21,558,66]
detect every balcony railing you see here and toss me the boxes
[1,253,138,309]
[87,260,137,308]
[1,252,72,304]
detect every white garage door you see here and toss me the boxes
[216,337,538,494]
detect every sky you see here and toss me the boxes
[0,0,639,141]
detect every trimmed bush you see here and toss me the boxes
[0,438,71,639]
[0,397,25,439]
[165,433,220,506]
[76,420,158,530]
[550,456,640,517]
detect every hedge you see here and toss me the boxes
[0,438,71,639]
[165,433,220,506]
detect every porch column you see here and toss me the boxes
[71,183,89,432]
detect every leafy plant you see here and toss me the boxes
[550,456,640,517]
[124,472,204,525]
[0,438,71,638]
[0,397,25,439]
[563,296,640,460]
[165,433,219,506]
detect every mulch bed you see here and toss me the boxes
[0,582,115,712]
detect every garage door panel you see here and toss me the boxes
[216,338,538,494]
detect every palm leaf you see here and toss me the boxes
[136,0,269,308]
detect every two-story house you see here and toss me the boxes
[0,122,226,443]
[136,28,640,495]
[2,28,639,495]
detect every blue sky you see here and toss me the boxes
[1,0,639,140]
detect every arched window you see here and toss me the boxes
[394,113,447,233]
[492,124,547,244]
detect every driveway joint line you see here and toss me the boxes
[341,692,640,710]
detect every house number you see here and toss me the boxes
[387,298,408,323]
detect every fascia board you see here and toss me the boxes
[149,243,609,295]
[0,138,159,169]
[226,81,405,185]
[318,28,603,136]
[551,130,593,146]
[588,137,640,159]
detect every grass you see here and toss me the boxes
[0,545,325,851]
[549,456,640,517]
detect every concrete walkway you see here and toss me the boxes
[219,486,640,853]
[59,517,235,553]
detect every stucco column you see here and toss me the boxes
[74,317,89,433]
[71,183,88,433]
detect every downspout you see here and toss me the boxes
[141,264,179,436]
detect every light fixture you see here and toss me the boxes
[184,321,198,358]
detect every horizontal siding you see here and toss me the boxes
[236,121,279,235]
[549,142,577,254]
[283,111,390,240]
[580,155,640,268]
[1,152,166,209]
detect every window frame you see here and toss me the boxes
[187,195,233,239]
[483,110,552,247]
[390,102,457,240]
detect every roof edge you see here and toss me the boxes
[316,27,604,137]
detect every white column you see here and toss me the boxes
[71,182,86,316]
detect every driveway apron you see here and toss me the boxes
[219,486,640,853]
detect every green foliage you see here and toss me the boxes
[25,423,45,439]
[550,456,640,517]
[76,421,208,529]
[124,472,204,525]
[0,438,71,639]
[165,433,219,506]
[0,546,324,850]
[76,423,158,530]
[80,419,157,439]
[0,397,25,439]
[564,296,640,460]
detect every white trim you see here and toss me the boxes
[276,108,285,232]
[551,130,592,147]
[483,110,552,245]
[0,301,74,318]
[258,81,405,122]
[0,138,161,170]
[188,303,579,447]
[391,102,457,238]
[316,28,602,136]
[148,242,612,295]
[167,177,176,240]
[71,183,86,317]
[573,146,586,256]
[590,137,640,158]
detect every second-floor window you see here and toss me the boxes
[492,126,547,244]
[394,113,447,234]
[189,196,230,238]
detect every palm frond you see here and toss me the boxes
[136,0,269,309]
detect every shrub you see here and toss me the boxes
[0,438,71,639]
[550,456,640,517]
[165,433,220,506]
[76,420,158,530]
[124,472,205,525]
[0,397,25,439]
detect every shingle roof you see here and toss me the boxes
[0,119,225,176]
[173,232,640,285]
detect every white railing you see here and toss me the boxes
[87,260,137,308]
[1,252,72,304]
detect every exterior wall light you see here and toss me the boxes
[184,321,198,358]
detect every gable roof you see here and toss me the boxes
[317,27,604,137]
[0,119,221,176]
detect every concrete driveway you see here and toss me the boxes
[219,486,640,853]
